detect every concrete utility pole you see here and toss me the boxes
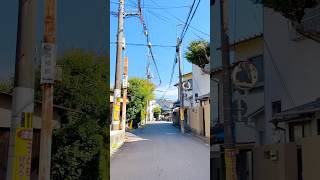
[121,56,128,130]
[38,0,56,179]
[6,0,37,179]
[220,0,237,179]
[177,37,185,133]
[146,47,151,124]
[112,0,125,130]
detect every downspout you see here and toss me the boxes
[273,122,287,143]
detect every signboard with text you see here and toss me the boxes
[41,43,56,84]
[13,112,33,180]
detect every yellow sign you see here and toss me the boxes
[225,149,238,180]
[113,103,120,121]
[180,108,184,121]
[13,112,33,180]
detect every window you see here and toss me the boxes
[272,101,281,117]
[249,55,264,84]
[289,122,312,142]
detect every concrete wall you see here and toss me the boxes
[110,130,125,155]
[253,143,298,180]
[188,102,210,138]
[264,7,320,144]
[301,135,320,180]
[188,107,203,135]
[203,102,210,138]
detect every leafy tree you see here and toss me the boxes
[1,49,109,179]
[185,40,210,68]
[47,49,108,180]
[126,77,155,128]
[255,0,318,23]
[0,79,13,93]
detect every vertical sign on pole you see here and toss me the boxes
[13,112,33,180]
[122,56,128,130]
[40,43,56,84]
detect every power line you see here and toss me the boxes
[110,42,176,48]
[146,8,208,40]
[149,0,209,37]
[137,0,162,86]
[179,0,196,41]
[180,0,201,42]
[249,4,295,105]
[145,5,190,9]
[159,56,178,100]
[111,1,190,9]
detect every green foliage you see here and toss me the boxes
[185,40,210,68]
[36,49,108,126]
[256,0,318,22]
[0,78,13,93]
[126,77,155,127]
[0,49,109,179]
[153,106,161,119]
[35,49,109,180]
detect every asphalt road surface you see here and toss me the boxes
[111,121,210,180]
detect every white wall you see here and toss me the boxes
[192,64,210,106]
[264,7,320,144]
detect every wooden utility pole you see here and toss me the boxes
[121,56,128,130]
[177,37,185,133]
[6,0,37,179]
[220,0,237,179]
[112,0,125,130]
[39,0,56,179]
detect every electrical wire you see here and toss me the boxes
[137,0,162,86]
[180,0,201,43]
[111,1,190,9]
[159,55,178,100]
[179,0,196,41]
[149,0,209,37]
[249,3,295,105]
[110,42,176,48]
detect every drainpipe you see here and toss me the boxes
[274,122,286,143]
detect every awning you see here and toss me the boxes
[195,93,210,101]
[271,98,320,123]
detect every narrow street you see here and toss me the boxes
[110,121,210,180]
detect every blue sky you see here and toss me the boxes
[110,0,209,101]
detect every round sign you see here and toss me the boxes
[232,61,258,90]
[182,81,191,90]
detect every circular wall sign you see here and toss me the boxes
[232,61,258,90]
[182,81,191,90]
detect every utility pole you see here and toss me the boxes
[220,0,237,179]
[177,37,184,133]
[112,0,125,130]
[146,47,152,124]
[6,0,37,179]
[39,0,56,179]
[121,56,128,131]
